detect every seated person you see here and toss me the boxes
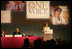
[1,29,5,37]
[13,28,21,36]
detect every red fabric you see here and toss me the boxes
[1,37,43,48]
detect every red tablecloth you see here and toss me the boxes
[1,37,43,48]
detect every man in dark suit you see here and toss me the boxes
[13,28,21,37]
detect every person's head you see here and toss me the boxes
[24,38,30,48]
[56,37,62,44]
[34,38,42,48]
[34,40,39,48]
[37,38,42,45]
[45,22,48,27]
[1,29,5,34]
[54,7,62,17]
[50,39,56,45]
[16,28,20,33]
[46,39,56,48]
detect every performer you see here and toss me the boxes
[43,22,53,41]
[43,22,50,34]
[13,28,21,36]
[1,29,5,37]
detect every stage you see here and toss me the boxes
[1,1,71,48]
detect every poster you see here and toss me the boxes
[1,10,11,23]
[26,1,50,19]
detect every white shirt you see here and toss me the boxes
[43,27,50,34]
[52,16,67,25]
